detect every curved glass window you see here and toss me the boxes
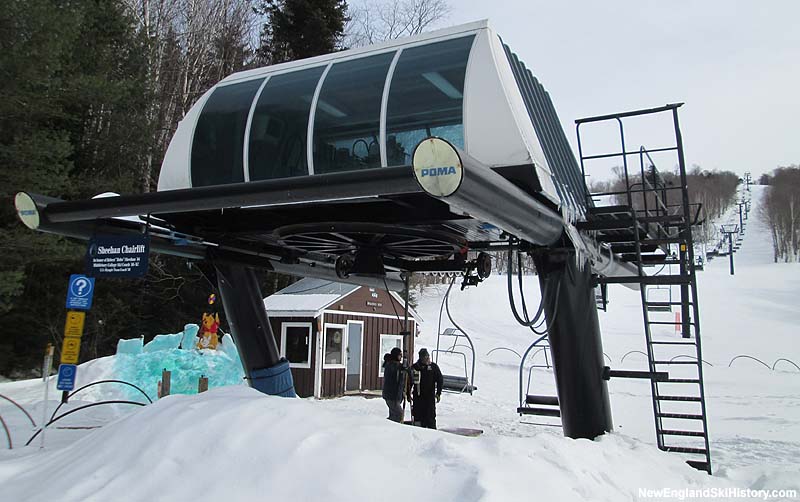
[386,36,474,166]
[249,67,325,181]
[313,53,395,174]
[191,79,264,187]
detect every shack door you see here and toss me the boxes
[346,321,363,391]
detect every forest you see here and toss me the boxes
[0,0,448,376]
[759,166,800,262]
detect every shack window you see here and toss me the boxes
[249,67,325,181]
[313,52,395,174]
[378,334,404,376]
[191,79,264,187]
[281,323,312,369]
[386,36,474,166]
[324,324,346,367]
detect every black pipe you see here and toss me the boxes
[18,193,407,291]
[25,400,146,446]
[215,262,296,397]
[534,251,613,439]
[26,168,421,224]
[411,139,564,247]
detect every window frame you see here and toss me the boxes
[188,29,479,185]
[189,78,265,187]
[309,52,396,176]
[383,35,476,167]
[378,333,404,377]
[280,322,313,369]
[322,322,347,369]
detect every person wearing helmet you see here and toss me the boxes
[411,348,443,429]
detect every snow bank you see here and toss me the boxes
[0,387,732,502]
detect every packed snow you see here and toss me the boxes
[0,185,798,501]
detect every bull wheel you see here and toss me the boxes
[274,223,466,261]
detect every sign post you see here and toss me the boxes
[40,344,54,449]
[59,274,94,403]
[58,311,85,403]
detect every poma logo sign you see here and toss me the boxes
[412,138,464,198]
[421,166,458,177]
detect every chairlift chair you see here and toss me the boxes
[517,335,560,420]
[645,285,673,312]
[433,327,476,394]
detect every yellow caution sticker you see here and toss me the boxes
[61,337,81,364]
[63,311,85,339]
[680,244,687,252]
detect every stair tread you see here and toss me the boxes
[652,360,700,365]
[657,395,702,402]
[661,378,701,383]
[658,413,704,420]
[588,205,634,215]
[662,446,708,455]
[661,429,706,437]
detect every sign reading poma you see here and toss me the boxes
[411,137,464,197]
[86,234,150,277]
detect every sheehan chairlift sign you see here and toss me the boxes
[86,234,150,278]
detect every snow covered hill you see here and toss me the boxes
[0,185,797,501]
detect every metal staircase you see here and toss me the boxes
[575,104,712,474]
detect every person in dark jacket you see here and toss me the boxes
[382,347,406,422]
[411,348,443,429]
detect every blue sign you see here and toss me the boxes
[66,274,95,310]
[86,234,150,278]
[56,364,77,391]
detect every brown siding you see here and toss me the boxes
[322,368,345,397]
[267,316,316,398]
[324,312,415,393]
[332,286,414,319]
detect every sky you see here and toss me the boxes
[441,0,799,181]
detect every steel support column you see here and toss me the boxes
[535,252,613,439]
[215,262,296,397]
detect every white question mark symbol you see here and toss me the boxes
[76,278,88,295]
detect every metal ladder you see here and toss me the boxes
[575,104,712,474]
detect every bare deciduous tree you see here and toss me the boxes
[759,165,800,262]
[345,0,451,47]
[123,0,258,191]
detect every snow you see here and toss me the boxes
[0,185,798,501]
[263,293,341,314]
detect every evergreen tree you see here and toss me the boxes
[0,0,152,375]
[256,0,349,64]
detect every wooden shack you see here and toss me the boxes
[263,278,420,398]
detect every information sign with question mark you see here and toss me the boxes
[65,274,95,310]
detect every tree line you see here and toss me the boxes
[589,165,741,249]
[759,166,800,262]
[1,0,448,376]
